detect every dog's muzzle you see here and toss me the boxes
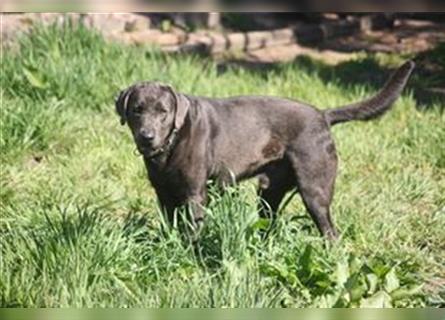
[134,128,178,160]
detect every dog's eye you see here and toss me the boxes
[156,106,168,114]
[133,105,143,114]
[158,108,169,121]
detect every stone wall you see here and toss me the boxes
[1,13,393,54]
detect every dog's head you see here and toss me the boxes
[115,82,189,156]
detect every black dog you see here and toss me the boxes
[116,61,415,239]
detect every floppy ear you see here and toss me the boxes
[165,85,190,130]
[115,87,133,125]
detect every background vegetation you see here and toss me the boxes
[1,23,444,307]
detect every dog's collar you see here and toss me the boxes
[145,127,179,160]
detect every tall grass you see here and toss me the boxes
[1,22,444,307]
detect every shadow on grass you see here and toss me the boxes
[194,230,224,270]
[216,43,445,111]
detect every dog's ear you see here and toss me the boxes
[165,85,190,130]
[115,87,134,125]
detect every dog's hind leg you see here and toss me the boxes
[288,128,339,240]
[257,159,295,220]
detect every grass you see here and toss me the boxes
[1,22,444,307]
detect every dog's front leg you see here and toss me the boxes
[184,189,207,232]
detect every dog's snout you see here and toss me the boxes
[140,129,155,142]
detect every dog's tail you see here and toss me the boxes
[324,61,415,126]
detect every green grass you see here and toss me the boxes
[1,22,444,307]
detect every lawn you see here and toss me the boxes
[1,22,444,307]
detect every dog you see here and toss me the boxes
[115,61,415,239]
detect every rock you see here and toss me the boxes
[227,32,247,51]
[209,33,227,53]
[271,28,295,46]
[124,14,151,32]
[247,31,269,50]
[82,14,128,34]
[118,30,181,46]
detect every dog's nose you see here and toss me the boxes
[140,130,155,142]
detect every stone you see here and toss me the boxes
[246,31,269,50]
[86,14,128,34]
[124,14,151,32]
[227,32,247,51]
[270,28,295,46]
[209,32,227,53]
[124,30,181,46]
